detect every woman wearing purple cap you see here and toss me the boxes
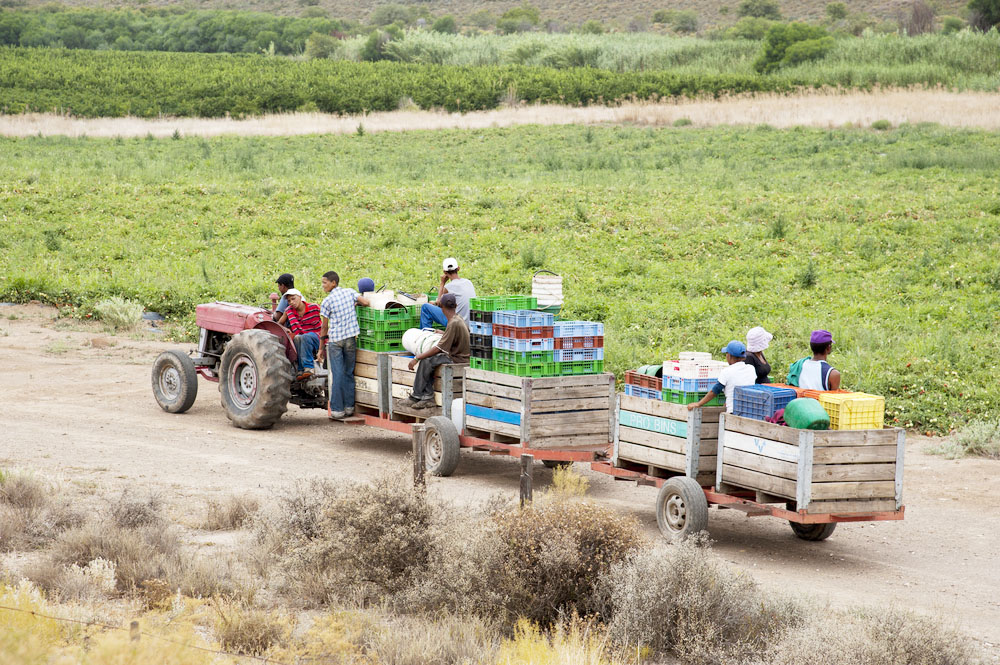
[799,330,841,391]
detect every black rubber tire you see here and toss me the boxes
[655,476,709,542]
[542,460,572,470]
[219,329,293,429]
[423,416,461,477]
[790,521,838,541]
[151,350,198,414]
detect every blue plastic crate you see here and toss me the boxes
[553,321,604,337]
[492,335,555,352]
[469,321,493,336]
[492,310,554,328]
[553,347,604,362]
[624,383,662,400]
[663,375,718,392]
[732,384,798,421]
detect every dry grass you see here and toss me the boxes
[359,611,501,665]
[202,494,260,531]
[108,489,164,529]
[213,599,291,656]
[3,89,999,139]
[0,468,84,551]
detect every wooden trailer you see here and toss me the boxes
[387,354,466,421]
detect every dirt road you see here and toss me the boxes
[1,304,998,657]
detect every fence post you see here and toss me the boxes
[412,424,426,490]
[130,620,140,642]
[520,454,533,507]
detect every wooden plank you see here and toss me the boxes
[391,383,442,406]
[354,363,379,380]
[723,448,797,480]
[391,369,451,391]
[811,480,896,501]
[530,397,610,413]
[532,385,614,401]
[529,434,610,451]
[355,389,379,408]
[813,445,898,464]
[466,391,522,412]
[812,463,896,482]
[355,348,381,365]
[619,441,716,473]
[723,431,800,463]
[532,420,609,437]
[894,429,905,509]
[354,376,379,394]
[530,373,614,389]
[721,464,796,499]
[618,409,687,438]
[612,393,621,465]
[724,415,801,445]
[619,425,686,455]
[392,398,441,419]
[465,380,523,401]
[620,393,690,421]
[521,379,531,445]
[531,410,610,427]
[803,498,899,514]
[811,428,900,447]
[465,414,520,438]
[465,367,522,387]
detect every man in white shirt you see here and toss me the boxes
[688,340,758,413]
[420,257,476,326]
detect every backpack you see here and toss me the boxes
[786,357,809,387]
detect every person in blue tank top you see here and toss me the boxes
[798,329,841,391]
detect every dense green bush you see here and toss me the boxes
[754,23,833,72]
[727,16,777,39]
[738,0,783,20]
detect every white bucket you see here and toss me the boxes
[450,398,464,433]
[402,328,443,355]
[532,273,563,307]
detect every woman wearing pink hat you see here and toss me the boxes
[799,329,841,391]
[745,326,773,384]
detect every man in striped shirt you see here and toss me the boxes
[284,289,322,381]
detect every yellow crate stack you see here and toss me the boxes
[817,392,885,430]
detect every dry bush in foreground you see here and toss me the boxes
[600,537,802,664]
[359,611,501,665]
[213,599,290,656]
[108,489,164,529]
[202,494,259,530]
[0,468,84,551]
[762,606,980,665]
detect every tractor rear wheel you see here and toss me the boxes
[151,350,198,413]
[219,330,293,429]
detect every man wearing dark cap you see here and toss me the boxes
[271,273,294,323]
[406,293,470,409]
[799,329,841,391]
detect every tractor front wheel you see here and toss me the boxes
[219,330,293,429]
[151,350,198,414]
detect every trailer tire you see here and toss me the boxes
[656,476,709,542]
[789,521,837,541]
[152,350,198,414]
[424,416,460,477]
[219,330,292,430]
[542,460,571,470]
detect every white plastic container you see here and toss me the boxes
[532,273,563,307]
[403,328,443,355]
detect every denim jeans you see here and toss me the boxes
[327,337,357,413]
[419,303,448,329]
[412,352,451,400]
[293,332,320,371]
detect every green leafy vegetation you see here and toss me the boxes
[754,23,834,73]
[2,124,998,432]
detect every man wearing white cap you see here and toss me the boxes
[420,257,476,328]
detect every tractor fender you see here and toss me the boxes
[251,320,297,364]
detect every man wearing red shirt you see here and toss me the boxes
[284,289,322,381]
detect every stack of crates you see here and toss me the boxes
[552,321,605,375]
[469,296,536,372]
[624,369,662,400]
[661,353,727,406]
[492,310,556,376]
[357,305,419,352]
[732,384,798,421]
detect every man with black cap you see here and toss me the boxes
[270,273,294,324]
[406,293,470,409]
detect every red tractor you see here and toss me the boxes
[151,302,328,429]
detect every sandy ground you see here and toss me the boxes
[1,303,998,658]
[3,89,1000,138]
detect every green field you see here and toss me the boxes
[2,125,999,432]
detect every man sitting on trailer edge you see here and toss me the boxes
[688,340,757,413]
[407,293,470,409]
[284,289,322,382]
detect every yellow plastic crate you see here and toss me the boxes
[817,392,885,430]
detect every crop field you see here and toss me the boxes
[2,123,998,432]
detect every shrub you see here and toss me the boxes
[754,23,833,73]
[826,2,848,20]
[93,296,143,330]
[600,539,802,663]
[652,9,674,23]
[214,600,289,656]
[0,469,82,551]
[872,119,892,130]
[520,241,547,269]
[203,494,260,530]
[501,4,541,26]
[432,15,458,34]
[369,4,413,27]
[795,260,818,288]
[930,419,1000,458]
[969,0,1000,29]
[109,489,163,529]
[304,32,339,59]
[361,612,500,664]
[468,10,496,29]
[672,11,699,33]
[673,117,693,126]
[901,0,936,35]
[940,15,965,33]
[727,16,776,39]
[737,0,783,20]
[579,20,605,34]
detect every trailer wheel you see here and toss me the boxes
[789,521,837,541]
[656,477,709,542]
[151,350,198,414]
[542,460,571,470]
[219,330,293,429]
[423,416,460,477]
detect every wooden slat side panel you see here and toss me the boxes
[531,397,610,413]
[530,373,615,389]
[354,348,380,365]
[724,415,801,445]
[466,391,522,412]
[391,384,443,406]
[355,389,379,408]
[812,428,900,447]
[528,434,610,450]
[354,376,379,393]
[723,431,799,463]
[532,420,610,437]
[465,414,520,438]
[813,445,897,464]
[532,385,613,401]
[723,448,797,480]
[531,411,609,427]
[812,463,896,482]
[465,380,523,401]
[721,464,796,499]
[354,363,379,380]
[391,369,450,391]
[618,441,686,474]
[803,498,899,514]
[619,394,690,422]
[618,426,685,455]
[810,481,896,501]
[465,368,522,387]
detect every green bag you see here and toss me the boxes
[786,356,809,387]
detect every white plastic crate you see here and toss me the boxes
[553,347,604,362]
[679,351,713,362]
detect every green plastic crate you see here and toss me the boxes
[357,327,406,342]
[358,335,405,352]
[470,296,505,311]
[494,359,558,377]
[357,306,416,322]
[554,360,604,375]
[470,357,494,372]
[493,349,555,364]
[663,389,725,406]
[501,295,538,310]
[358,317,418,333]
